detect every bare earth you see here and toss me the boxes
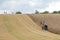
[0,14,60,40]
[28,14,60,34]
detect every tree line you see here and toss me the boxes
[35,10,60,14]
[16,10,60,14]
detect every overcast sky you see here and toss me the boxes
[0,0,60,14]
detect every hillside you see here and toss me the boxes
[0,14,60,40]
[28,14,60,34]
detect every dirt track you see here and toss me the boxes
[0,14,60,40]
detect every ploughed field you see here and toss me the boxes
[28,14,60,34]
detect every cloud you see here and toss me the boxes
[46,2,60,12]
[0,0,60,14]
[39,1,60,12]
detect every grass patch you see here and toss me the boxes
[3,15,26,40]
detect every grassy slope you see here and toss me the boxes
[0,14,60,40]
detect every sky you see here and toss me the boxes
[0,0,60,14]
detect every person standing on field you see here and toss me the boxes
[40,21,48,30]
